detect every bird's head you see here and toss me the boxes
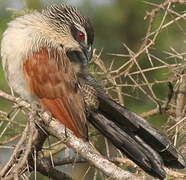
[42,4,94,66]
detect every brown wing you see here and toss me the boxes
[23,48,87,139]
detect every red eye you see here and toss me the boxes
[78,33,85,39]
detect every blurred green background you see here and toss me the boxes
[1,0,185,111]
[0,0,186,179]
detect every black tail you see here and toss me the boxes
[88,93,185,179]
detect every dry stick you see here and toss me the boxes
[43,143,66,158]
[0,117,25,128]
[3,130,73,180]
[140,101,176,119]
[149,53,169,66]
[0,122,30,178]
[123,44,159,104]
[140,106,165,119]
[0,133,21,145]
[145,1,186,21]
[144,0,186,20]
[11,114,36,177]
[32,157,73,180]
[116,80,170,88]
[82,166,91,180]
[127,64,179,75]
[113,2,185,80]
[113,36,157,79]
[0,108,20,139]
[127,75,160,104]
[145,12,186,40]
[174,73,186,145]
[94,56,124,105]
[5,117,73,180]
[54,156,86,166]
[168,116,186,132]
[176,75,186,117]
[28,127,73,180]
[165,50,186,60]
[93,169,98,180]
[112,3,172,108]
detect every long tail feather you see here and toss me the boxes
[97,93,185,169]
[89,112,166,179]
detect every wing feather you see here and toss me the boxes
[23,48,87,139]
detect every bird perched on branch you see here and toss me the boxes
[1,4,185,179]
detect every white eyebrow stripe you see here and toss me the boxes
[74,23,87,45]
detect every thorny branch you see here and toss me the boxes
[0,90,139,180]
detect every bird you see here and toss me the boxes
[1,4,185,179]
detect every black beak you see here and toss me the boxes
[66,45,93,66]
[82,45,93,63]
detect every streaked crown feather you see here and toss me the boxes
[42,4,94,45]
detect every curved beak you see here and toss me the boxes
[66,45,93,67]
[82,45,93,63]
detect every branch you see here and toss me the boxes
[0,90,139,180]
[30,157,73,180]
[38,114,140,180]
[27,128,73,180]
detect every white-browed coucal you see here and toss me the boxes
[1,4,185,179]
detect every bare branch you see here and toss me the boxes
[0,90,139,180]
